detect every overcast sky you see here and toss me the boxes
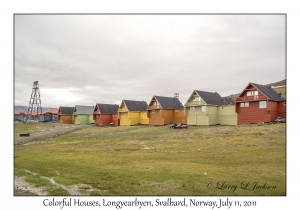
[14,14,285,108]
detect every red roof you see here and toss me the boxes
[42,109,59,115]
[14,110,27,115]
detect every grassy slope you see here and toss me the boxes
[14,123,286,196]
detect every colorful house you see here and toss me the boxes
[235,83,286,124]
[73,105,95,124]
[118,100,149,126]
[42,109,59,122]
[184,90,237,125]
[146,95,187,125]
[14,110,27,121]
[58,107,74,124]
[93,104,119,126]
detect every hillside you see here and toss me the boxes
[14,105,57,112]
[265,79,286,87]
[225,79,286,100]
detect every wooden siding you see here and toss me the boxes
[74,115,94,124]
[237,101,270,124]
[94,114,112,126]
[148,110,164,125]
[112,114,120,126]
[236,100,286,124]
[278,101,286,118]
[139,111,149,125]
[94,114,119,126]
[173,109,187,124]
[58,115,74,124]
[119,111,149,126]
[217,105,237,125]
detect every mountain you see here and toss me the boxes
[14,105,58,112]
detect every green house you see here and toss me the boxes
[184,90,237,125]
[73,105,95,124]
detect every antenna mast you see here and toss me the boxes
[24,81,42,123]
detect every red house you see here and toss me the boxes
[93,104,119,126]
[235,83,286,124]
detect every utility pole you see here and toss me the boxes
[24,81,42,123]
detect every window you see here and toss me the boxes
[201,106,206,112]
[240,102,249,107]
[151,110,155,114]
[175,110,178,112]
[193,97,200,102]
[259,101,267,108]
[247,91,259,96]
[153,102,157,105]
[159,110,162,114]
[189,107,195,111]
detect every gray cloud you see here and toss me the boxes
[14,14,285,108]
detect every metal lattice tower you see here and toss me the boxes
[24,81,42,123]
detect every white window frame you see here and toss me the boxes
[201,106,206,112]
[240,103,244,107]
[151,110,155,114]
[189,107,195,111]
[259,101,267,108]
[245,102,249,107]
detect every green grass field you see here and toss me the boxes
[14,123,286,196]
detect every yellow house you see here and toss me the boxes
[118,100,149,126]
[184,90,237,125]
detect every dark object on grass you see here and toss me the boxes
[275,117,286,123]
[20,133,30,137]
[169,123,188,129]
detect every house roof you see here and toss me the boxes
[42,109,59,115]
[96,104,119,114]
[59,107,75,115]
[252,83,285,101]
[154,96,184,109]
[222,97,235,105]
[123,100,148,111]
[14,110,27,115]
[74,105,94,115]
[194,90,231,106]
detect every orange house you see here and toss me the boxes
[58,106,74,124]
[146,95,187,125]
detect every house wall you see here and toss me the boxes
[58,115,74,124]
[112,114,119,126]
[148,109,164,125]
[74,115,93,124]
[205,106,218,125]
[95,114,112,126]
[173,109,187,124]
[186,106,209,125]
[217,105,237,125]
[139,111,149,125]
[278,101,286,118]
[237,101,270,124]
[119,112,131,126]
[161,109,174,124]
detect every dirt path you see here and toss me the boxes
[14,124,88,146]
